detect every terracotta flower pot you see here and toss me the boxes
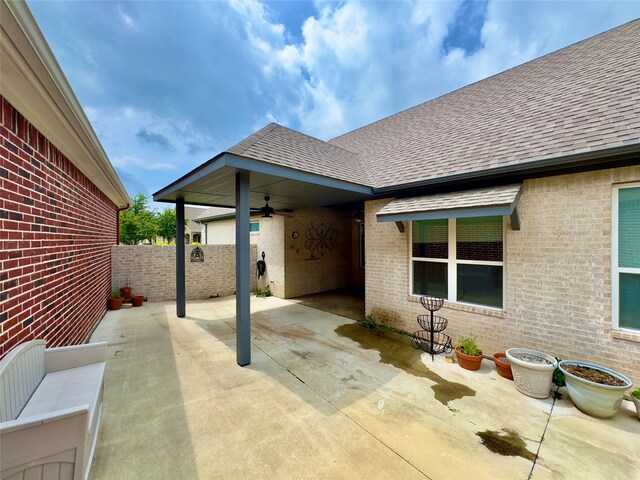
[120,287,132,298]
[108,297,123,310]
[493,353,513,380]
[132,295,144,307]
[455,347,484,371]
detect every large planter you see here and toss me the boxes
[632,393,640,420]
[506,348,557,399]
[455,347,483,371]
[559,361,632,419]
[493,353,513,380]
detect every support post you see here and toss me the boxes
[236,171,251,366]
[176,197,186,317]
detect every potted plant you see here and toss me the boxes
[120,286,132,302]
[132,295,144,307]
[631,388,640,420]
[493,352,513,380]
[108,290,123,310]
[455,337,483,371]
[558,360,632,419]
[506,348,557,399]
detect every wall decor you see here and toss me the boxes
[304,222,337,257]
[190,246,204,262]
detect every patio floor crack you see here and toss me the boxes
[527,393,557,479]
[253,342,431,479]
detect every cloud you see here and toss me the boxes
[29,0,640,199]
[136,128,173,150]
[111,154,175,171]
[118,4,137,29]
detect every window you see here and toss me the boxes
[613,184,640,332]
[250,221,260,233]
[411,216,504,309]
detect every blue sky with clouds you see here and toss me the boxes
[28,0,639,202]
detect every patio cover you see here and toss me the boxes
[153,124,374,367]
[375,184,521,226]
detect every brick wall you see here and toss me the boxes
[258,215,285,296]
[0,96,118,357]
[283,207,351,298]
[111,244,257,301]
[365,165,640,385]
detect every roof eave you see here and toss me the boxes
[373,144,640,195]
[0,0,130,208]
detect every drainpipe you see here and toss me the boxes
[116,204,130,244]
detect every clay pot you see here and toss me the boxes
[493,353,513,380]
[455,347,484,371]
[132,295,144,307]
[108,297,123,310]
[120,287,132,298]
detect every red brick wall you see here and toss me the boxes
[0,96,119,357]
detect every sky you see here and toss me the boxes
[28,0,639,204]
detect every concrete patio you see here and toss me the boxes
[89,296,639,480]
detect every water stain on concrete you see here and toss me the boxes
[476,429,536,461]
[335,323,475,406]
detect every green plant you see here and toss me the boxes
[552,358,566,388]
[209,292,220,298]
[255,286,271,298]
[362,314,377,329]
[110,289,121,298]
[632,388,640,400]
[456,336,481,356]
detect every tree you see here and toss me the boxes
[119,193,158,244]
[157,208,178,242]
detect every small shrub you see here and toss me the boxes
[111,289,121,298]
[362,314,377,329]
[209,292,220,298]
[632,388,640,400]
[255,286,271,298]
[456,336,481,356]
[552,358,566,388]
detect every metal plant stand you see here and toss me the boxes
[412,296,453,361]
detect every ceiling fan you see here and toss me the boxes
[253,196,293,218]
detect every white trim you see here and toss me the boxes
[409,216,505,310]
[612,182,640,332]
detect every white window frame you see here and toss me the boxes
[250,221,260,234]
[612,182,640,332]
[410,217,506,310]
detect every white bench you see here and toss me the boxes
[0,340,107,480]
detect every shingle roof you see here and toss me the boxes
[330,20,640,189]
[226,123,372,186]
[184,206,207,232]
[194,207,235,222]
[376,184,521,218]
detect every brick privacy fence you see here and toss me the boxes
[0,96,118,358]
[111,244,257,301]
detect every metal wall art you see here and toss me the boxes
[190,246,204,262]
[304,222,337,257]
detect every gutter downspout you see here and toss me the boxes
[116,204,130,245]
